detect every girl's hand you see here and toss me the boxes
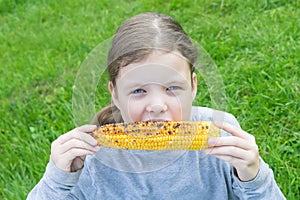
[50,125,100,172]
[205,122,260,182]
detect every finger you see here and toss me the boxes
[214,122,254,141]
[208,136,256,150]
[208,154,247,167]
[61,148,96,162]
[58,138,100,154]
[57,129,98,146]
[205,146,248,160]
[76,124,97,133]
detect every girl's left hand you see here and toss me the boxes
[205,122,260,182]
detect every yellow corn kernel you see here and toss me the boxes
[91,121,220,150]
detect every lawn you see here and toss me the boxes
[0,0,299,199]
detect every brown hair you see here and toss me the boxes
[91,12,197,126]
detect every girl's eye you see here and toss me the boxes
[132,88,146,94]
[167,86,180,91]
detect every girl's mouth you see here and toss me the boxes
[145,119,170,122]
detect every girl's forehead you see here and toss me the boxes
[117,51,191,84]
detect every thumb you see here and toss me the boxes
[71,156,85,172]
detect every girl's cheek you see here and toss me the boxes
[170,96,191,120]
[171,103,183,120]
[127,102,144,122]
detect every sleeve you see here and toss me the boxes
[225,111,286,199]
[232,158,286,199]
[26,159,82,200]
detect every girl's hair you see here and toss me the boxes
[91,12,197,126]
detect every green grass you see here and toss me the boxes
[0,0,299,199]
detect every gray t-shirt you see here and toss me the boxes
[27,107,286,199]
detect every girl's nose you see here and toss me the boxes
[146,104,168,114]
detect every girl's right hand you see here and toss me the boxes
[50,125,100,172]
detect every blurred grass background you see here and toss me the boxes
[0,0,299,199]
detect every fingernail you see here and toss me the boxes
[213,121,223,127]
[92,139,98,146]
[208,138,216,146]
[204,149,211,154]
[95,146,100,151]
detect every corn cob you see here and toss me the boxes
[91,121,220,150]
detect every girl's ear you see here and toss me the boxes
[192,72,197,100]
[108,81,120,109]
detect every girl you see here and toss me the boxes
[27,12,285,199]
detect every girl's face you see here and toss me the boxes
[109,51,197,123]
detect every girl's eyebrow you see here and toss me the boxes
[121,80,145,88]
[165,80,188,85]
[123,80,188,89]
